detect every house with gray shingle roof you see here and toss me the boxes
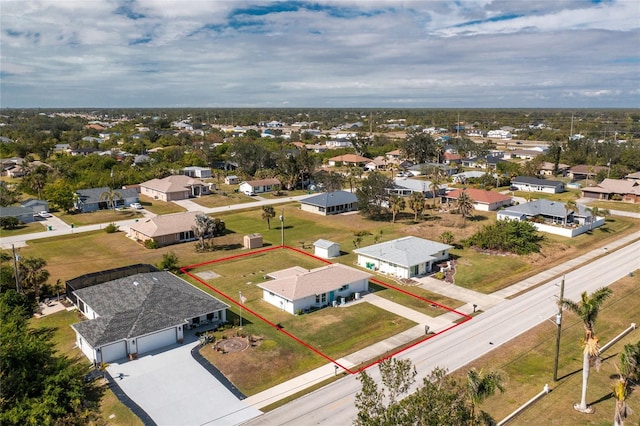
[353,236,453,279]
[70,270,228,364]
[0,206,35,223]
[74,187,139,212]
[258,263,371,314]
[300,190,358,215]
[511,176,565,194]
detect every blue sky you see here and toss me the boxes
[1,0,638,108]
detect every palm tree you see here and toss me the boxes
[456,190,474,227]
[429,172,444,208]
[407,192,426,221]
[613,341,640,426]
[466,368,506,425]
[19,257,50,306]
[586,206,610,230]
[561,287,613,413]
[388,195,405,223]
[262,206,276,230]
[100,188,122,210]
[564,199,577,227]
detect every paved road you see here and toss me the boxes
[244,239,640,425]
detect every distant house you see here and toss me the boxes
[353,236,453,279]
[139,175,210,201]
[128,211,203,247]
[327,154,371,167]
[567,165,610,181]
[407,163,457,176]
[502,150,543,160]
[487,130,512,139]
[365,156,389,171]
[238,178,281,196]
[511,176,565,194]
[391,177,447,198]
[314,239,341,259]
[0,206,35,223]
[70,270,228,364]
[538,161,570,176]
[74,187,139,212]
[21,199,48,213]
[581,179,640,203]
[183,166,212,179]
[300,190,358,215]
[461,156,505,170]
[258,264,371,314]
[451,171,492,184]
[443,188,512,211]
[625,171,640,182]
[497,199,602,237]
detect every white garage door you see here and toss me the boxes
[137,328,177,355]
[101,341,128,363]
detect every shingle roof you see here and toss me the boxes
[501,199,591,219]
[511,176,564,187]
[353,236,453,268]
[582,179,640,195]
[328,154,372,163]
[140,175,207,194]
[0,206,34,218]
[71,271,228,347]
[76,187,138,204]
[242,178,281,187]
[128,211,203,237]
[258,264,372,301]
[301,190,357,208]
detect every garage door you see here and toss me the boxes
[137,328,177,355]
[101,341,127,363]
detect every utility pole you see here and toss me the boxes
[12,244,22,293]
[553,276,565,381]
[279,209,285,247]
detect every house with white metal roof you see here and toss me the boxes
[353,236,453,279]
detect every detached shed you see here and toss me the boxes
[314,239,340,259]
[244,233,263,249]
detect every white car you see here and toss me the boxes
[130,202,143,210]
[38,211,52,218]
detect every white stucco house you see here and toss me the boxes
[70,271,228,364]
[353,236,453,279]
[238,178,281,196]
[300,190,358,215]
[258,263,371,314]
[511,176,565,194]
[314,239,341,259]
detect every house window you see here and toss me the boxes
[207,312,214,320]
[315,293,327,303]
[339,284,350,292]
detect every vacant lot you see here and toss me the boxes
[58,208,143,227]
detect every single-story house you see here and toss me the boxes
[390,177,447,198]
[581,179,640,203]
[353,236,453,279]
[258,263,371,314]
[70,270,229,364]
[511,176,565,194]
[442,188,512,211]
[365,156,389,171]
[567,165,610,181]
[461,156,506,170]
[625,171,640,182]
[300,190,358,215]
[224,175,239,185]
[314,239,340,259]
[183,166,212,179]
[21,199,48,213]
[74,187,139,212]
[497,199,602,237]
[139,175,210,201]
[238,178,281,196]
[327,154,372,167]
[0,206,35,223]
[538,161,570,176]
[128,211,203,247]
[451,171,493,184]
[502,149,544,160]
[407,163,457,176]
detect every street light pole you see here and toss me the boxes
[279,208,285,247]
[553,276,565,381]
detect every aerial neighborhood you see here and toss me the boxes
[1,109,639,425]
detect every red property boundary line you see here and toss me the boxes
[181,245,472,374]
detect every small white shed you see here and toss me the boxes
[225,175,239,185]
[314,239,340,259]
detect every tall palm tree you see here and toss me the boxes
[613,340,640,426]
[388,195,405,223]
[561,287,613,413]
[586,206,610,231]
[18,257,50,305]
[100,188,122,210]
[429,172,444,208]
[564,199,577,227]
[466,368,506,425]
[456,190,474,227]
[407,192,426,221]
[262,206,276,230]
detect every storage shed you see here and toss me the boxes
[244,233,263,249]
[314,239,340,259]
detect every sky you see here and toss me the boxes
[1,0,639,109]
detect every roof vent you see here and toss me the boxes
[152,277,158,281]
[133,281,139,286]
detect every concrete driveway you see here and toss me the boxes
[106,332,261,426]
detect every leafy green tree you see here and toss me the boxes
[439,231,455,245]
[21,164,50,199]
[192,213,216,250]
[407,192,426,221]
[467,220,543,255]
[356,171,394,218]
[561,287,613,413]
[159,252,180,273]
[350,132,372,157]
[400,132,436,164]
[0,217,19,230]
[43,179,76,212]
[262,206,276,230]
[0,181,21,207]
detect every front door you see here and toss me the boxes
[329,291,335,302]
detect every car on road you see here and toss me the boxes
[38,211,52,218]
[130,202,143,209]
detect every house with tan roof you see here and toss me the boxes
[327,154,372,167]
[128,211,203,247]
[567,164,610,181]
[581,178,640,203]
[258,263,371,314]
[139,175,210,201]
[442,188,512,211]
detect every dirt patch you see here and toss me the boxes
[195,270,221,280]
[215,336,250,353]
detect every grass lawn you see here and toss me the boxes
[189,192,254,208]
[0,221,46,237]
[512,189,583,203]
[138,194,187,215]
[459,271,640,425]
[58,209,143,227]
[30,309,143,426]
[589,200,640,214]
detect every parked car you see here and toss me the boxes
[130,202,143,209]
[38,211,52,218]
[509,185,519,191]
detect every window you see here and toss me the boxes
[339,284,350,292]
[316,293,327,303]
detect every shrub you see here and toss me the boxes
[143,239,158,249]
[0,216,19,229]
[467,219,543,255]
[104,222,119,233]
[434,271,445,280]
